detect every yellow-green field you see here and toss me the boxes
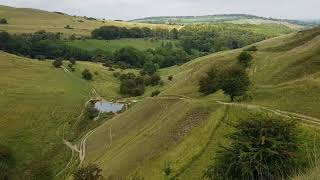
[0,5,179,36]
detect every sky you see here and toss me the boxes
[0,0,319,20]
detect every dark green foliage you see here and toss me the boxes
[0,18,7,24]
[151,90,161,97]
[150,74,161,86]
[143,61,159,75]
[204,114,299,180]
[179,24,269,55]
[91,26,154,40]
[23,161,53,180]
[114,46,145,67]
[82,69,93,80]
[52,59,63,68]
[198,67,221,95]
[70,58,76,65]
[0,30,93,61]
[73,164,102,180]
[87,106,99,119]
[168,75,173,81]
[238,51,253,67]
[64,25,73,29]
[120,73,145,96]
[220,66,250,101]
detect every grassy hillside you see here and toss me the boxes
[131,14,305,29]
[0,52,92,176]
[77,27,320,179]
[66,39,177,53]
[0,5,179,36]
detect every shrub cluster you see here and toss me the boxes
[204,114,299,180]
[199,65,250,101]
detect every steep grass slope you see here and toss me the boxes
[81,27,320,179]
[0,5,178,36]
[0,52,91,175]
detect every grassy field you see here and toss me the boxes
[66,39,177,52]
[0,52,92,176]
[131,14,305,29]
[0,5,179,36]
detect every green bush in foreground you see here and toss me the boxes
[204,114,299,180]
[82,69,93,80]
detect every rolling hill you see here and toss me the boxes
[77,27,320,179]
[1,5,320,179]
[0,5,179,36]
[131,14,307,29]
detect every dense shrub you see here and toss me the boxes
[204,114,299,180]
[149,74,161,86]
[73,164,102,180]
[237,51,253,67]
[82,69,93,80]
[114,47,145,67]
[198,67,221,95]
[151,90,161,97]
[199,65,250,101]
[52,59,63,68]
[120,73,145,96]
[142,61,159,75]
[168,75,173,81]
[0,18,8,24]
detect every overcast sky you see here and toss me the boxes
[1,0,319,20]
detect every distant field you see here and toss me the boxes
[131,14,305,29]
[0,5,179,36]
[66,39,177,52]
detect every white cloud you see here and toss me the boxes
[0,0,319,20]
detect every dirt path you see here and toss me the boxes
[216,101,320,126]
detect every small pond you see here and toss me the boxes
[94,101,125,113]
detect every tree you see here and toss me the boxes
[220,66,250,101]
[52,59,63,68]
[0,18,8,24]
[198,67,221,95]
[114,46,145,67]
[237,51,253,67]
[73,164,102,180]
[204,114,299,180]
[82,69,93,80]
[150,74,161,86]
[143,61,159,75]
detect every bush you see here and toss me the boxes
[237,51,253,67]
[73,164,102,180]
[120,73,145,96]
[204,114,299,180]
[198,67,221,95]
[168,75,173,81]
[143,61,159,75]
[151,90,160,97]
[82,69,93,80]
[52,59,63,68]
[35,55,46,61]
[0,144,15,179]
[150,74,161,86]
[0,18,7,24]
